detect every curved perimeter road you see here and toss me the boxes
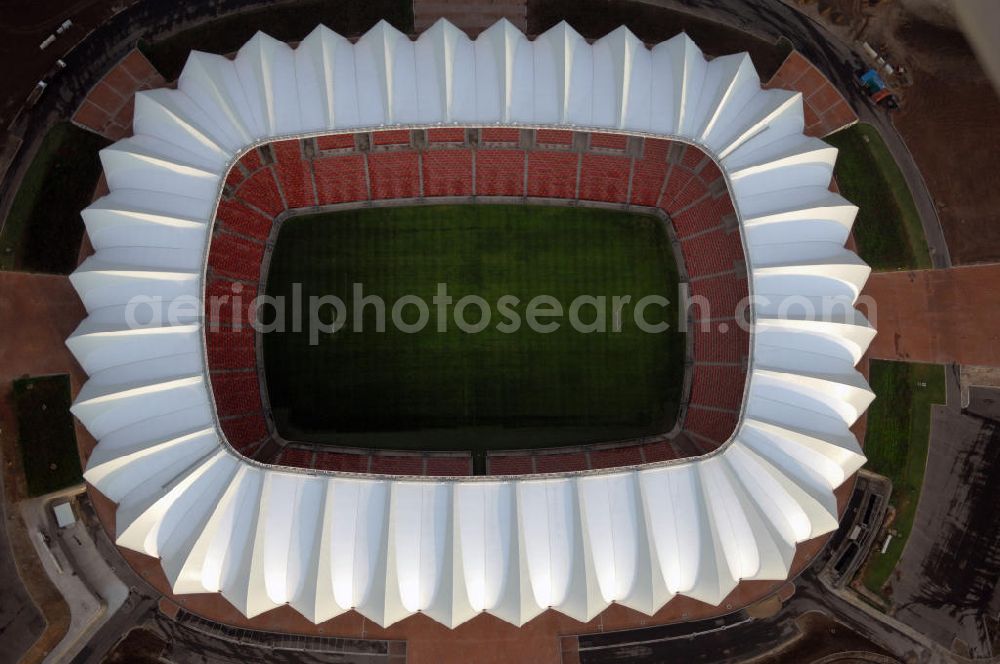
[0,471,45,664]
[635,0,951,268]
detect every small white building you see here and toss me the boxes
[52,501,76,529]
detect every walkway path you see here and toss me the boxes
[20,486,129,663]
[864,265,1000,365]
[0,471,44,664]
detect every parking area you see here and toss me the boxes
[889,375,1000,658]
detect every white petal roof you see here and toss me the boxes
[68,19,873,628]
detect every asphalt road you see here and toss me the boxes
[577,611,794,664]
[68,497,159,664]
[890,373,1000,658]
[153,614,404,664]
[0,476,44,664]
[575,569,940,664]
[637,0,951,268]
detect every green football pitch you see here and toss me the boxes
[262,204,685,451]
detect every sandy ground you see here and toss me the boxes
[0,272,90,663]
[794,0,1000,265]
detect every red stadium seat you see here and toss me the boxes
[235,167,284,216]
[370,454,424,475]
[225,164,246,188]
[210,370,263,417]
[208,232,265,282]
[669,174,709,211]
[427,128,466,144]
[527,152,578,198]
[476,150,525,197]
[277,447,315,468]
[533,452,588,473]
[641,440,677,462]
[480,128,520,144]
[681,229,743,277]
[238,149,263,173]
[589,133,627,150]
[692,323,749,364]
[216,199,273,241]
[687,274,749,322]
[424,455,473,476]
[313,154,368,204]
[680,146,707,171]
[202,130,752,472]
[205,326,256,370]
[422,150,474,197]
[204,278,257,329]
[684,406,740,447]
[659,166,694,211]
[535,129,573,146]
[689,365,746,411]
[271,139,317,209]
[670,196,728,239]
[313,451,370,473]
[316,133,356,151]
[372,129,411,146]
[578,153,631,203]
[487,453,534,475]
[219,413,268,454]
[630,139,670,207]
[368,152,421,199]
[589,445,645,469]
[699,160,724,188]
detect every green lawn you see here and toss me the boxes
[263,204,685,451]
[138,0,413,81]
[0,123,108,274]
[13,374,82,496]
[861,360,946,596]
[825,123,930,271]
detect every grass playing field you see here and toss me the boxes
[0,123,108,274]
[13,374,82,496]
[860,360,945,597]
[262,204,685,451]
[825,123,930,271]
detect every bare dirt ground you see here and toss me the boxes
[886,11,1000,265]
[761,611,899,664]
[864,265,1000,365]
[100,626,166,664]
[793,0,1000,265]
[0,272,90,663]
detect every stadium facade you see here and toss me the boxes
[67,19,874,628]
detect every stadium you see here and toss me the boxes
[66,16,874,636]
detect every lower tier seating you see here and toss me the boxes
[205,129,751,475]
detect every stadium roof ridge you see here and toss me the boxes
[67,18,874,628]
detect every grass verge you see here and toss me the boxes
[0,123,108,274]
[825,123,930,271]
[138,0,413,81]
[861,360,945,596]
[263,204,685,451]
[13,374,82,497]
